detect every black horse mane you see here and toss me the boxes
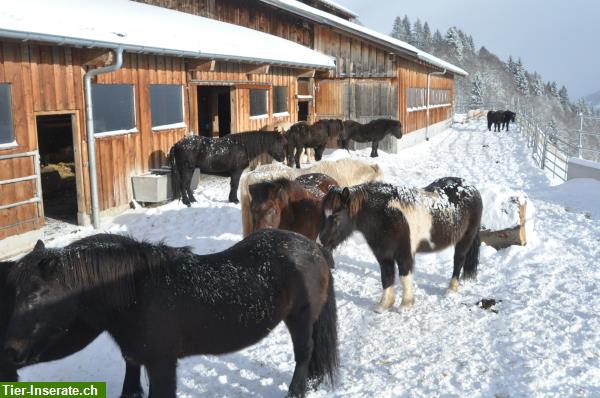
[226,131,282,159]
[10,235,193,309]
[323,185,370,219]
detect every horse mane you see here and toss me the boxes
[10,235,193,310]
[323,185,369,219]
[228,131,282,159]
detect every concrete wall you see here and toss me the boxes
[567,157,600,181]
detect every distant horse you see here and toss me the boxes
[286,120,344,168]
[3,231,338,398]
[168,131,286,205]
[249,173,339,241]
[319,177,482,313]
[340,119,402,157]
[239,158,384,237]
[502,111,516,131]
[0,239,142,397]
[487,110,504,132]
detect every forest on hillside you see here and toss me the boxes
[389,15,600,149]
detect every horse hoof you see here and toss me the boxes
[120,392,144,398]
[400,299,415,309]
[448,278,459,292]
[373,304,388,314]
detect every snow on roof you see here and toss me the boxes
[315,0,358,18]
[259,0,468,76]
[0,0,335,70]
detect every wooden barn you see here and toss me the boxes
[0,0,335,257]
[136,0,468,149]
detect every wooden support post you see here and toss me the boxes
[81,50,114,68]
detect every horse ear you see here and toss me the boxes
[341,187,350,203]
[33,239,45,252]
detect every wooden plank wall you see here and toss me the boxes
[314,26,396,78]
[191,64,298,132]
[397,59,455,134]
[135,0,313,48]
[0,41,192,240]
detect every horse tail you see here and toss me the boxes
[308,262,338,387]
[462,230,480,279]
[239,174,253,237]
[168,146,180,200]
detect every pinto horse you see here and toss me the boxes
[3,231,338,398]
[319,177,482,313]
[286,120,344,168]
[239,158,384,237]
[168,131,286,205]
[249,173,339,241]
[0,240,142,397]
[341,119,402,157]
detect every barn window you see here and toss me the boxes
[92,84,136,135]
[272,86,288,115]
[0,84,15,146]
[150,84,184,130]
[250,89,268,118]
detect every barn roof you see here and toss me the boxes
[313,0,358,18]
[0,0,336,70]
[259,0,468,76]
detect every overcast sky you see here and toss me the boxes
[336,0,599,99]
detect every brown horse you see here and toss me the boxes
[286,120,344,168]
[249,173,339,241]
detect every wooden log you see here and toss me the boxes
[480,201,528,249]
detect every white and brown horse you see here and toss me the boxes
[319,177,483,312]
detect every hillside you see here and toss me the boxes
[584,90,600,109]
[18,122,600,397]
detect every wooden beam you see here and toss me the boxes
[295,69,316,78]
[81,50,114,68]
[315,69,335,79]
[247,64,270,75]
[187,59,216,72]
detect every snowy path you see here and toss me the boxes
[19,120,600,397]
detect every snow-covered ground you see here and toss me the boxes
[18,120,600,397]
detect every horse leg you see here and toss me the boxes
[314,145,326,162]
[120,361,144,398]
[396,253,415,309]
[228,169,243,204]
[146,358,177,398]
[449,229,479,292]
[179,167,193,206]
[370,141,379,158]
[285,307,314,398]
[294,146,302,169]
[186,170,197,204]
[374,256,396,313]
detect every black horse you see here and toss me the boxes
[169,131,286,205]
[0,239,142,397]
[319,178,482,313]
[3,230,338,398]
[286,120,344,168]
[502,111,516,131]
[340,119,402,157]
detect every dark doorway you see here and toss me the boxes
[298,101,309,122]
[197,86,231,137]
[36,114,78,224]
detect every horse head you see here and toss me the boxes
[506,111,516,122]
[389,120,402,139]
[249,182,289,232]
[319,187,356,250]
[3,240,78,367]
[268,132,287,163]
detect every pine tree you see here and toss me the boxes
[390,16,403,39]
[469,73,484,109]
[402,16,413,44]
[507,56,517,74]
[530,73,544,96]
[514,58,529,95]
[432,29,443,46]
[558,85,569,106]
[413,19,423,47]
[548,81,559,98]
[422,22,433,51]
[446,26,464,58]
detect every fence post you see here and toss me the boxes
[540,125,548,170]
[578,113,583,158]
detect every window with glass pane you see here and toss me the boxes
[0,84,15,145]
[150,84,183,128]
[250,89,268,117]
[92,84,135,134]
[273,86,288,114]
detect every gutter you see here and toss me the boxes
[84,47,124,229]
[426,69,447,141]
